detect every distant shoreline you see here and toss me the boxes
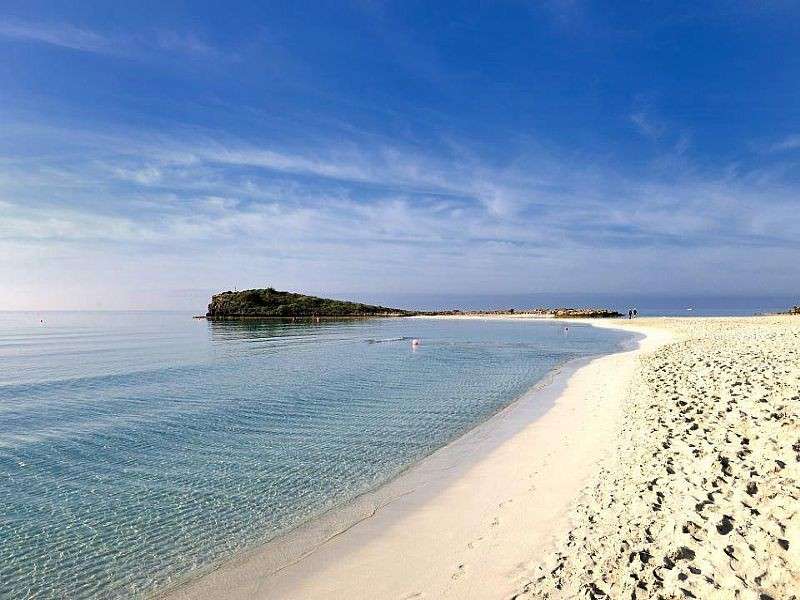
[194,309,624,320]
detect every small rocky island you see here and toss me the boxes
[203,288,623,319]
[206,288,415,318]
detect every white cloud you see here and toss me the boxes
[0,19,108,52]
[0,200,156,242]
[770,134,800,152]
[0,18,228,60]
[111,166,163,185]
[2,119,800,309]
[630,110,666,139]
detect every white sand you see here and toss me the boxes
[517,316,800,599]
[165,318,669,599]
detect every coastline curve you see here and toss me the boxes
[162,318,660,600]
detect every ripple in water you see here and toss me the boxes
[0,312,632,598]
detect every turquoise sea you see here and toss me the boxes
[0,312,632,598]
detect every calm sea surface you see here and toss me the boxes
[0,312,632,598]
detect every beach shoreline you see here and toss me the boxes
[163,316,664,600]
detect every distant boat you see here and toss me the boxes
[686,307,694,311]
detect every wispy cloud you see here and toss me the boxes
[770,134,800,152]
[0,19,108,52]
[2,111,800,310]
[0,200,154,242]
[630,110,666,139]
[0,18,229,60]
[151,30,231,60]
[2,121,797,254]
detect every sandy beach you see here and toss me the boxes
[518,316,800,599]
[166,316,800,600]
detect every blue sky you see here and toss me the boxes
[1,1,799,309]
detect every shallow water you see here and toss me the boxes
[0,312,632,598]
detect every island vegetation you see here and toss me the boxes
[203,288,623,319]
[206,288,415,318]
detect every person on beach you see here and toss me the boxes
[628,309,633,319]
[633,308,638,318]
